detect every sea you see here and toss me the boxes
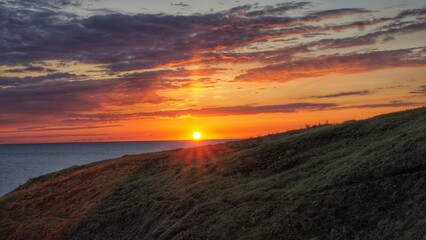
[0,140,230,196]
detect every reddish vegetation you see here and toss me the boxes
[0,145,234,240]
[0,154,154,240]
[169,145,232,171]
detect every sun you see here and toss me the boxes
[192,131,201,140]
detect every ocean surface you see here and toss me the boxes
[0,140,230,196]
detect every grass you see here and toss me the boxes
[1,107,425,240]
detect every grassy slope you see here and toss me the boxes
[1,107,425,240]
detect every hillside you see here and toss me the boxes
[0,107,425,240]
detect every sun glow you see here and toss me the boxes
[192,131,201,140]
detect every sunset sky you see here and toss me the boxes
[0,0,425,144]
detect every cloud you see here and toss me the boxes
[1,3,425,135]
[235,48,426,82]
[245,2,311,17]
[5,0,83,9]
[311,90,371,99]
[344,101,424,109]
[4,65,55,73]
[1,3,411,72]
[300,8,373,21]
[0,67,221,120]
[0,133,108,139]
[317,21,426,49]
[0,72,78,87]
[0,124,122,134]
[144,103,338,117]
[0,74,159,116]
[410,85,426,95]
[0,80,103,115]
[1,4,424,81]
[396,7,426,19]
[171,2,190,8]
[64,103,338,123]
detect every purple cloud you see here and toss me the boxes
[311,90,371,99]
[235,48,426,82]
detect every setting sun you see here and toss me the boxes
[192,131,201,140]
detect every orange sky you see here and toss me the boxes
[0,1,425,144]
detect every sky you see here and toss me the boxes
[0,0,425,144]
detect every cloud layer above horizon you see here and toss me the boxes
[0,0,425,142]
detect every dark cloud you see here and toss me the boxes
[0,74,157,117]
[171,2,190,8]
[300,8,372,21]
[382,35,395,43]
[6,0,82,9]
[0,80,104,115]
[396,7,426,19]
[312,90,371,99]
[235,48,426,82]
[1,8,242,71]
[322,21,426,49]
[245,2,311,17]
[0,67,221,120]
[410,85,426,95]
[227,4,253,14]
[0,3,403,72]
[0,4,424,78]
[345,101,424,109]
[0,72,77,87]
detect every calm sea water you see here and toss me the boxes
[0,140,229,196]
